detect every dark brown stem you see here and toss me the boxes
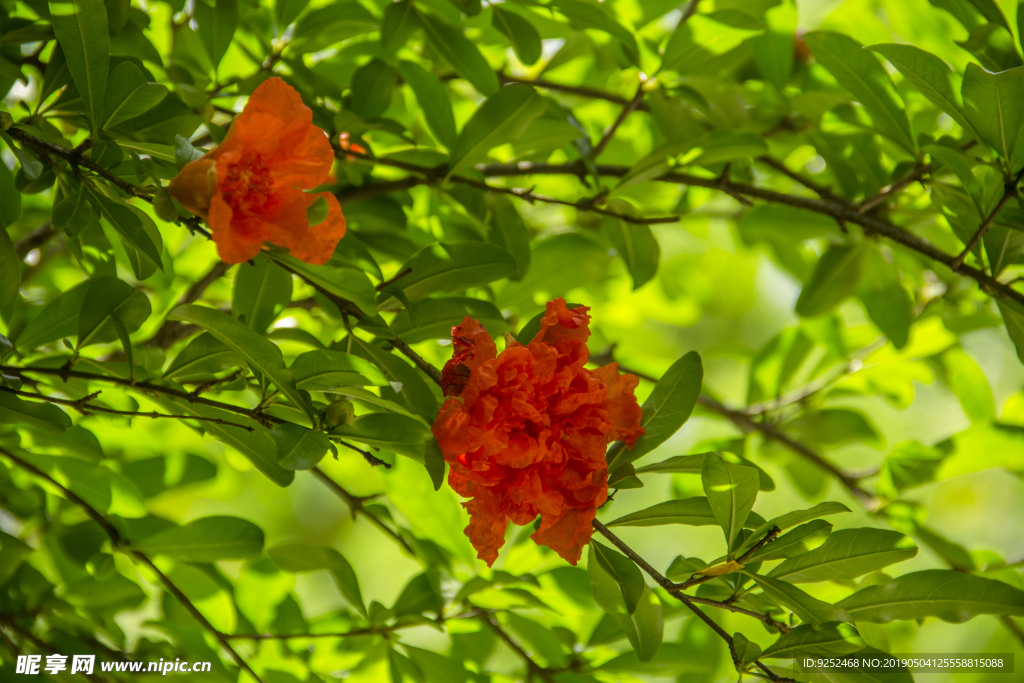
[592,83,646,159]
[498,73,648,111]
[476,610,557,683]
[757,156,840,201]
[375,267,412,291]
[332,438,391,468]
[389,336,443,385]
[14,221,56,259]
[0,386,254,431]
[858,161,930,213]
[686,595,790,633]
[0,446,265,683]
[951,176,1020,269]
[310,467,415,555]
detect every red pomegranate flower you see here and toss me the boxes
[431,299,644,566]
[168,77,346,265]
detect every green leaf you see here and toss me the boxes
[194,0,237,70]
[275,0,306,29]
[857,247,912,349]
[869,43,978,139]
[592,541,646,615]
[132,516,264,561]
[487,195,531,280]
[751,0,796,90]
[0,154,20,228]
[745,572,851,625]
[0,227,19,322]
[268,543,366,616]
[269,253,377,315]
[396,241,517,301]
[804,31,916,154]
[76,276,151,350]
[761,622,865,659]
[100,61,166,129]
[52,185,95,237]
[291,349,388,390]
[878,441,946,496]
[997,298,1024,364]
[739,502,851,554]
[330,412,429,460]
[662,10,762,75]
[602,217,660,290]
[746,520,834,563]
[0,391,72,433]
[961,64,1024,173]
[837,569,1024,623]
[49,0,109,131]
[491,6,541,66]
[88,191,163,269]
[608,351,702,470]
[701,453,760,553]
[390,297,507,344]
[416,9,498,96]
[634,452,774,491]
[398,60,457,149]
[944,347,995,422]
[448,84,547,176]
[350,338,438,421]
[967,0,1009,29]
[168,304,313,423]
[768,529,917,583]
[551,0,637,55]
[925,144,981,199]
[795,244,865,317]
[232,256,292,335]
[163,332,241,380]
[686,129,769,168]
[588,543,663,662]
[381,0,421,52]
[606,496,766,529]
[504,612,568,667]
[350,58,398,121]
[272,423,330,470]
[424,438,445,491]
[731,632,762,669]
[14,280,91,350]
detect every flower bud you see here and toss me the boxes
[322,399,355,429]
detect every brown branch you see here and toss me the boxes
[6,127,153,199]
[336,178,425,205]
[858,161,930,214]
[375,267,412,291]
[592,83,646,159]
[389,336,443,385]
[14,221,56,259]
[757,156,840,201]
[331,437,391,468]
[686,595,790,633]
[476,610,557,683]
[0,386,254,431]
[592,520,791,681]
[310,467,415,555]
[951,175,1021,269]
[498,73,648,111]
[0,446,265,683]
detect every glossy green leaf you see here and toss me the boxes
[0,157,20,228]
[350,58,398,121]
[14,280,90,350]
[702,454,760,553]
[768,529,917,583]
[804,31,916,154]
[746,572,851,625]
[194,0,237,70]
[0,226,19,322]
[398,60,457,149]
[795,244,865,317]
[747,520,834,563]
[662,10,762,75]
[0,391,72,433]
[504,612,568,667]
[603,217,660,290]
[961,64,1024,173]
[761,622,865,658]
[76,276,151,349]
[396,241,517,301]
[609,351,702,470]
[739,502,851,553]
[837,569,1024,623]
[417,9,498,96]
[588,543,663,662]
[232,256,292,335]
[272,423,330,470]
[168,304,313,423]
[330,412,429,460]
[88,191,163,270]
[606,496,766,529]
[49,0,109,131]
[132,516,264,561]
[487,195,531,280]
[163,332,241,380]
[491,6,541,66]
[268,543,365,616]
[101,61,166,129]
[52,185,95,237]
[592,541,645,615]
[269,253,376,315]
[732,632,762,669]
[291,349,388,390]
[448,84,547,176]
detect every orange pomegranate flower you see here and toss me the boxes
[431,299,644,566]
[168,77,346,265]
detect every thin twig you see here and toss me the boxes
[592,83,646,159]
[476,610,557,683]
[858,161,930,213]
[389,337,443,385]
[592,520,791,682]
[951,174,1021,269]
[0,446,266,683]
[310,467,415,555]
[0,386,254,431]
[14,221,56,259]
[672,527,780,591]
[332,438,391,468]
